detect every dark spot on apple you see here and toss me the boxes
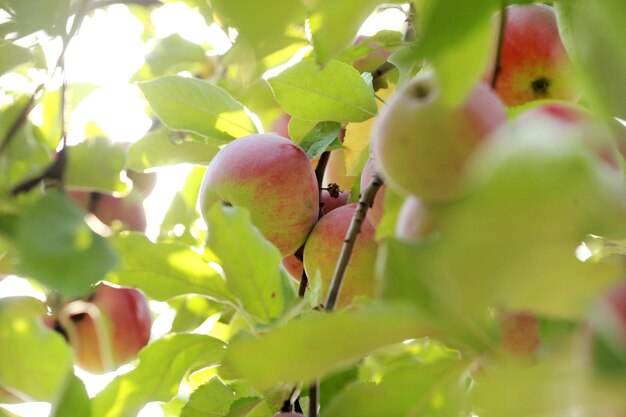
[408,80,431,100]
[271,291,276,298]
[531,77,550,97]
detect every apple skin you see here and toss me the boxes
[67,190,147,232]
[485,4,577,106]
[359,158,385,227]
[62,283,151,374]
[499,311,541,357]
[199,134,319,257]
[323,149,356,191]
[271,113,292,139]
[303,204,378,307]
[395,196,435,242]
[372,73,506,201]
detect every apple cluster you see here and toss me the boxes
[197,3,626,361]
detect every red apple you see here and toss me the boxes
[303,204,378,307]
[320,188,349,216]
[67,190,147,232]
[59,283,151,374]
[359,158,385,227]
[485,4,577,106]
[372,73,506,201]
[199,134,319,257]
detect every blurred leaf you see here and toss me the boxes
[0,42,32,75]
[170,295,223,333]
[106,233,234,303]
[160,166,206,244]
[139,76,257,143]
[287,118,317,142]
[226,397,274,417]
[334,30,402,69]
[211,0,305,50]
[309,0,395,65]
[145,34,208,76]
[66,137,129,195]
[0,297,73,402]
[556,0,626,119]
[16,192,118,296]
[180,377,234,417]
[318,367,358,409]
[205,205,293,324]
[127,130,219,171]
[49,372,91,417]
[219,304,435,388]
[267,58,377,122]
[322,359,469,417]
[92,333,226,417]
[295,121,342,159]
[374,187,404,241]
[0,0,70,37]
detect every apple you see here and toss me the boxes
[395,196,435,242]
[359,158,385,227]
[485,4,577,106]
[57,283,151,374]
[372,72,506,201]
[499,310,541,357]
[514,102,624,169]
[589,281,626,374]
[352,35,392,74]
[303,204,378,307]
[323,149,356,191]
[320,187,349,216]
[199,134,319,257]
[271,113,292,139]
[67,190,147,232]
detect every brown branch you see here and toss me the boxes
[324,174,383,311]
[314,151,331,194]
[308,380,319,417]
[491,3,507,89]
[0,84,44,155]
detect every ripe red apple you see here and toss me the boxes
[320,187,349,216]
[485,4,577,106]
[372,73,506,201]
[359,158,385,227]
[59,283,151,374]
[395,196,435,242]
[199,134,319,257]
[303,204,378,307]
[67,190,147,232]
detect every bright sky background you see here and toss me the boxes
[0,3,405,417]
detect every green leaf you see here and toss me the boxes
[180,378,234,417]
[211,0,305,50]
[169,295,223,333]
[138,76,257,143]
[65,137,130,195]
[308,0,394,65]
[16,192,119,296]
[49,372,91,417]
[219,304,435,388]
[556,0,626,119]
[0,42,32,76]
[205,205,292,323]
[106,233,234,303]
[295,121,342,159]
[92,333,226,417]
[127,130,219,171]
[321,359,469,417]
[334,30,403,69]
[267,58,377,123]
[145,34,208,76]
[0,297,73,402]
[1,0,70,37]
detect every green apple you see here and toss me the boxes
[372,72,506,201]
[303,203,378,307]
[199,134,319,257]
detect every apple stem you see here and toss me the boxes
[324,174,384,311]
[491,2,508,89]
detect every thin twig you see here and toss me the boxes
[324,174,383,311]
[491,3,507,89]
[308,380,319,417]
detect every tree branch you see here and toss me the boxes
[324,174,383,311]
[491,3,507,89]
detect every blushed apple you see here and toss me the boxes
[485,4,577,106]
[395,196,435,242]
[60,283,151,374]
[303,204,378,306]
[199,134,319,257]
[372,72,506,201]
